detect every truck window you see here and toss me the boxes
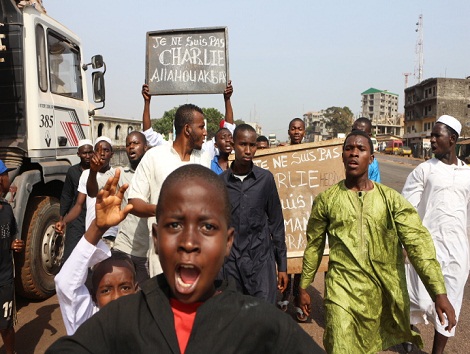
[36,25,48,92]
[47,32,83,99]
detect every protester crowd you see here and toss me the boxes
[0,79,468,354]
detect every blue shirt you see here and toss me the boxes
[369,158,381,182]
[211,156,224,175]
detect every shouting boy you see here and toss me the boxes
[47,164,322,353]
[211,127,233,174]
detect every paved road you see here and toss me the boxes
[2,154,469,353]
[376,154,421,192]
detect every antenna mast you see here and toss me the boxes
[415,14,424,83]
[403,72,412,88]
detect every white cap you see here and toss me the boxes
[436,115,462,135]
[78,139,93,148]
[94,136,113,147]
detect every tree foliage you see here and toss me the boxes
[202,107,224,140]
[234,119,246,126]
[152,107,177,139]
[152,106,229,140]
[324,106,354,136]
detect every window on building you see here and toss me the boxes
[98,123,104,137]
[127,126,134,135]
[115,125,121,140]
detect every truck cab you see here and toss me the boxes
[0,0,105,299]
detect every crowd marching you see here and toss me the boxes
[0,81,468,354]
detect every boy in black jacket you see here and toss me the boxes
[47,164,323,354]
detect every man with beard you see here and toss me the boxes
[128,104,212,276]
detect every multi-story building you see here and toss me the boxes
[245,121,263,136]
[361,88,402,137]
[302,110,330,142]
[403,77,470,157]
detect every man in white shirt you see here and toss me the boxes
[402,115,470,354]
[129,103,212,276]
[113,132,150,284]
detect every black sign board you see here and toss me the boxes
[146,27,229,95]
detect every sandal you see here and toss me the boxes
[295,306,308,322]
[402,342,413,353]
[277,300,289,312]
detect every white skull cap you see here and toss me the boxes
[436,115,461,135]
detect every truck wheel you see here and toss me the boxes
[15,196,63,300]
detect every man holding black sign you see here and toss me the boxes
[141,81,234,160]
[128,82,234,276]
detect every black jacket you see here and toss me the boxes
[47,275,323,353]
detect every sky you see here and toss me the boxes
[44,1,470,141]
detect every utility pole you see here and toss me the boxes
[415,14,424,83]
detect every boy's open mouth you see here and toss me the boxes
[176,264,201,294]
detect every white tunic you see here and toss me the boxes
[402,158,470,337]
[78,168,118,239]
[55,237,110,335]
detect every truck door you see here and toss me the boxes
[33,22,89,160]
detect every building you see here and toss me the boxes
[245,121,263,136]
[93,115,141,146]
[361,88,402,137]
[403,77,470,157]
[303,110,330,142]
